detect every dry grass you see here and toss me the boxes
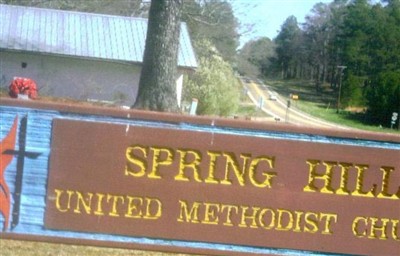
[0,239,193,256]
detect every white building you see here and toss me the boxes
[0,4,197,106]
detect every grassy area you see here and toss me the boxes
[265,79,400,134]
[0,239,192,256]
[234,88,271,119]
[235,103,270,118]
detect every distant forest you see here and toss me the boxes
[239,0,400,125]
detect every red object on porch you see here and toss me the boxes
[9,77,38,99]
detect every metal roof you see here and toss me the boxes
[0,4,197,68]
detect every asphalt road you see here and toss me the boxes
[242,79,348,130]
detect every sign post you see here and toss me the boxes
[189,98,198,115]
[336,65,347,113]
[391,112,398,129]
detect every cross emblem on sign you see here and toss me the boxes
[2,116,41,230]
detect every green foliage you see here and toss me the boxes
[339,1,400,125]
[237,37,276,77]
[274,16,302,79]
[181,0,239,64]
[366,71,400,125]
[183,40,240,116]
[341,73,365,107]
[263,0,400,125]
[268,79,398,133]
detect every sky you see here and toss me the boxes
[231,0,333,46]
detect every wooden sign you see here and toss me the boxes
[1,99,399,256]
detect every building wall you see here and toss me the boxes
[0,51,140,106]
[1,51,186,107]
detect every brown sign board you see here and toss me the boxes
[45,118,400,256]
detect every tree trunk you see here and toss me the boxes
[133,0,182,112]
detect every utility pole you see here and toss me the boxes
[285,99,291,123]
[336,66,347,113]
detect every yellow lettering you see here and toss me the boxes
[54,189,73,213]
[144,197,162,220]
[258,208,275,230]
[239,206,259,228]
[220,204,239,226]
[124,145,280,190]
[391,219,400,241]
[369,217,390,240]
[248,156,276,188]
[353,216,368,238]
[303,160,335,194]
[351,164,376,198]
[175,200,337,236]
[221,153,251,186]
[52,189,162,221]
[107,194,125,217]
[304,212,319,233]
[320,213,337,235]
[73,191,93,214]
[177,200,200,223]
[204,151,222,184]
[93,193,106,216]
[293,211,303,233]
[377,166,400,200]
[303,159,398,200]
[353,216,400,241]
[125,145,148,177]
[124,196,143,218]
[149,147,173,179]
[202,202,220,225]
[175,149,202,182]
[276,209,294,231]
[335,162,353,195]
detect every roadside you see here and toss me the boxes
[239,78,350,130]
[238,78,399,134]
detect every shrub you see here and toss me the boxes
[366,71,400,125]
[183,40,240,116]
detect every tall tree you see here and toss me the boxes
[366,71,400,125]
[326,0,348,86]
[237,37,275,77]
[181,0,239,63]
[134,0,183,111]
[274,16,302,79]
[304,3,333,89]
